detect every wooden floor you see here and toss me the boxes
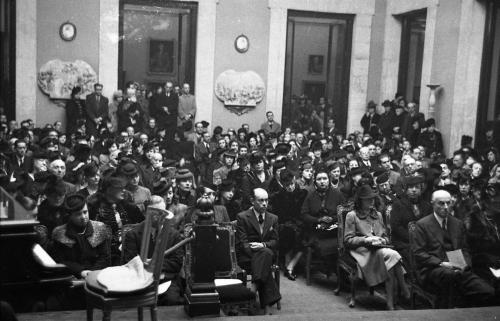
[17,273,500,321]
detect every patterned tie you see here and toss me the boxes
[442,218,447,231]
[258,214,264,225]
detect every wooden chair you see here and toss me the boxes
[407,221,453,309]
[333,202,374,308]
[84,209,171,321]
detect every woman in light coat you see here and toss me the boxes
[344,184,410,310]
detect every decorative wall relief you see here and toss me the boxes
[38,59,97,101]
[214,70,265,115]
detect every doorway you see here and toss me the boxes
[282,10,353,135]
[119,0,197,93]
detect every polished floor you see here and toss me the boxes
[17,273,500,320]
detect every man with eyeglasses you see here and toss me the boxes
[413,190,495,307]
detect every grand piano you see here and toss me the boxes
[0,187,74,312]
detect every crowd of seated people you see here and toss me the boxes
[0,83,499,314]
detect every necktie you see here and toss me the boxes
[269,123,273,130]
[96,95,100,104]
[258,214,264,225]
[442,218,447,231]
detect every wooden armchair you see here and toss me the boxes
[84,210,171,321]
[333,202,374,308]
[407,221,453,309]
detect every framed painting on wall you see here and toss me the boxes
[149,39,175,74]
[308,55,324,74]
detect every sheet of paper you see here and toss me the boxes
[446,249,467,270]
[490,267,500,279]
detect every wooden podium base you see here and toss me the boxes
[184,290,220,317]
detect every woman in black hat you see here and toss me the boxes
[215,179,241,222]
[344,185,409,310]
[152,180,187,232]
[301,165,345,275]
[51,193,110,279]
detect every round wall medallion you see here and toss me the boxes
[234,34,249,53]
[60,21,77,41]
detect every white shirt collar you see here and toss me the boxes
[252,207,265,223]
[433,212,445,227]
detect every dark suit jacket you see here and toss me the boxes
[9,154,31,176]
[413,214,472,282]
[360,113,380,134]
[152,93,178,126]
[85,93,109,122]
[122,221,184,280]
[236,209,278,264]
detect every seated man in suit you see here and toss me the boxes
[236,188,281,314]
[123,196,184,305]
[413,190,495,307]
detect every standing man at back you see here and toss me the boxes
[261,111,281,135]
[178,82,196,139]
[86,83,109,136]
[152,81,178,143]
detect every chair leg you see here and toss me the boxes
[102,309,111,321]
[150,305,158,321]
[86,307,93,321]
[306,247,312,286]
[274,268,281,310]
[411,288,416,309]
[348,274,356,308]
[333,266,341,295]
[137,307,143,321]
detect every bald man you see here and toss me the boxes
[412,190,494,307]
[236,188,281,314]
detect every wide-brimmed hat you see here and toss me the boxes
[375,171,390,185]
[275,143,291,156]
[350,167,366,177]
[356,185,377,199]
[403,175,424,186]
[118,162,138,176]
[382,100,392,107]
[219,179,235,192]
[152,180,169,196]
[223,150,237,158]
